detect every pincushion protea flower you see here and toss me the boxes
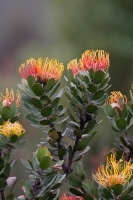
[0,121,25,137]
[93,153,133,188]
[67,50,109,75]
[81,50,109,71]
[0,88,21,107]
[19,57,64,83]
[60,193,84,200]
[105,91,127,110]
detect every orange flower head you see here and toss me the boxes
[93,153,133,188]
[19,58,39,81]
[81,50,109,71]
[0,88,21,107]
[19,58,64,83]
[67,59,83,76]
[105,91,127,110]
[60,193,84,200]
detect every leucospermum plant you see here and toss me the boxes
[0,89,25,200]
[0,50,133,200]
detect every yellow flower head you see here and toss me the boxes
[19,57,64,83]
[105,91,127,109]
[0,121,25,137]
[81,50,109,71]
[93,153,133,188]
[0,88,21,107]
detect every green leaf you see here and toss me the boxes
[48,82,60,97]
[99,76,110,90]
[65,87,82,106]
[25,114,39,124]
[48,139,57,147]
[41,106,52,117]
[40,95,51,105]
[21,159,32,170]
[18,82,34,96]
[67,174,82,187]
[76,161,86,181]
[58,149,66,156]
[31,98,43,109]
[89,69,95,80]
[3,163,10,179]
[69,188,83,196]
[40,156,52,169]
[104,104,116,118]
[76,146,90,157]
[21,94,32,105]
[113,184,123,196]
[76,138,90,151]
[83,120,96,134]
[0,178,7,190]
[95,93,108,104]
[6,193,14,200]
[51,97,60,108]
[36,147,51,163]
[67,69,75,83]
[74,130,82,139]
[0,158,4,171]
[82,180,95,195]
[10,102,17,116]
[102,187,113,198]
[32,83,43,96]
[10,116,19,123]
[48,129,59,140]
[92,90,104,100]
[116,118,127,129]
[52,183,62,189]
[86,104,98,113]
[2,106,12,120]
[45,78,55,92]
[40,119,51,126]
[27,75,35,88]
[87,84,97,93]
[94,71,105,84]
[77,77,87,89]
[10,134,18,142]
[121,104,128,118]
[111,118,120,132]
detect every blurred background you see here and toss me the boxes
[0,0,133,197]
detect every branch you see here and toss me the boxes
[56,133,68,174]
[0,191,5,200]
